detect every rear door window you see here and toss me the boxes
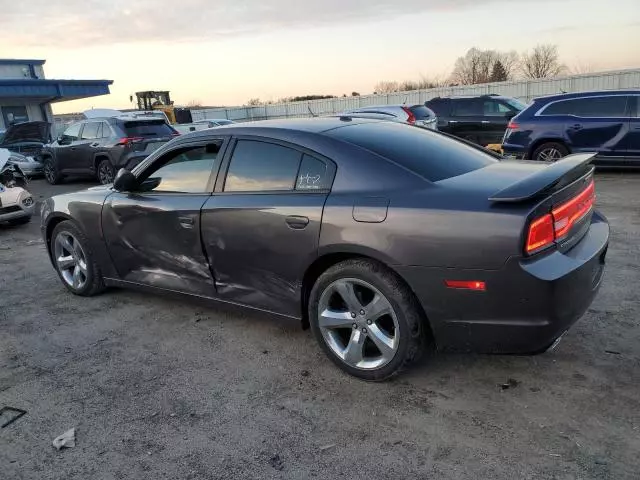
[327,122,496,182]
[483,100,512,116]
[123,120,176,138]
[80,122,101,139]
[224,140,302,192]
[452,99,482,116]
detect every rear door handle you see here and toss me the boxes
[569,123,583,130]
[285,215,309,229]
[178,216,195,229]
[90,142,100,147]
[481,120,491,124]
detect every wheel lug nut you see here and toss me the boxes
[366,319,372,325]
[352,323,357,329]
[359,309,365,315]
[361,328,367,334]
[350,312,356,318]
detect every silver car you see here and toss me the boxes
[194,119,236,128]
[340,105,438,130]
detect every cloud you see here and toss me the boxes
[0,0,498,47]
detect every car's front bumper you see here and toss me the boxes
[11,160,44,176]
[396,211,609,354]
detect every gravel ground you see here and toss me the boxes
[1,174,639,480]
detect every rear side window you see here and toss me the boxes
[408,105,435,119]
[123,120,176,137]
[541,96,629,117]
[452,99,482,116]
[328,122,496,182]
[296,155,332,190]
[224,140,302,192]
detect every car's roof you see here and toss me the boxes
[533,89,640,102]
[182,117,383,137]
[428,94,512,100]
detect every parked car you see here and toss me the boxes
[0,121,51,176]
[425,94,527,146]
[42,115,179,185]
[172,123,211,135]
[0,149,35,225]
[340,105,437,130]
[502,90,640,165]
[41,118,608,380]
[194,119,236,128]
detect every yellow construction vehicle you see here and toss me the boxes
[134,91,176,124]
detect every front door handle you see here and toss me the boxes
[481,120,491,124]
[285,215,309,229]
[569,123,583,130]
[178,216,195,229]
[448,120,458,124]
[90,142,100,147]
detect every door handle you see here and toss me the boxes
[569,123,583,130]
[90,142,100,147]
[285,215,309,229]
[481,120,491,124]
[178,216,195,229]
[448,120,458,124]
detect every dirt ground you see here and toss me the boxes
[1,174,639,480]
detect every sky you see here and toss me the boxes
[1,0,639,114]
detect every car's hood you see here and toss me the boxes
[0,121,51,146]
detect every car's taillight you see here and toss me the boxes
[115,136,144,146]
[525,179,596,254]
[507,121,519,130]
[401,106,416,124]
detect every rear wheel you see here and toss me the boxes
[43,157,62,185]
[51,220,105,296]
[97,159,115,185]
[309,259,424,381]
[532,142,569,162]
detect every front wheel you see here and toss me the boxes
[532,142,569,162]
[51,220,105,296]
[43,158,62,185]
[308,259,424,381]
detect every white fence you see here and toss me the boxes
[190,68,640,123]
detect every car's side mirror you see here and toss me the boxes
[113,168,137,191]
[57,135,68,145]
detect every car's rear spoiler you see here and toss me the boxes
[489,153,596,203]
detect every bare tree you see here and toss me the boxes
[246,98,263,106]
[569,60,595,75]
[521,44,565,79]
[374,81,400,94]
[186,99,202,108]
[499,50,520,80]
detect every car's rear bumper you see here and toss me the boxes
[501,143,528,160]
[396,211,609,354]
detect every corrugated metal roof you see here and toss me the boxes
[0,78,113,101]
[0,59,46,66]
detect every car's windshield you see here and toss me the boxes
[504,98,528,111]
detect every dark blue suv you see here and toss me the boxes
[502,90,640,166]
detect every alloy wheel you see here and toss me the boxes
[98,163,114,184]
[317,278,399,370]
[537,147,563,162]
[54,232,88,290]
[44,161,55,183]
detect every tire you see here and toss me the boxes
[308,259,424,381]
[50,220,106,297]
[8,216,31,226]
[43,157,63,185]
[96,159,115,185]
[532,142,569,162]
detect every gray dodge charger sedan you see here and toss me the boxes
[41,118,609,380]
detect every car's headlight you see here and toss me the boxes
[18,191,34,207]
